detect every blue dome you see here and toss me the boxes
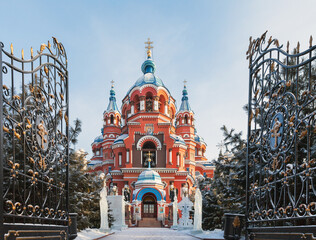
[126,58,170,96]
[195,134,207,145]
[170,134,186,145]
[113,134,128,144]
[135,168,163,186]
[94,135,103,143]
[136,73,164,87]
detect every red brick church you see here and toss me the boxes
[89,39,214,223]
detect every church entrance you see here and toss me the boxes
[142,193,157,218]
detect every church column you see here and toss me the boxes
[140,96,145,111]
[177,153,180,166]
[131,101,135,115]
[164,101,168,115]
[153,96,159,111]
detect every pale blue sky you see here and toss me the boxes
[1,0,316,160]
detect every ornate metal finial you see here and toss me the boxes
[310,35,313,48]
[297,41,300,53]
[183,80,187,87]
[111,80,115,88]
[287,41,290,53]
[21,49,24,60]
[31,47,34,58]
[145,38,154,58]
[216,141,225,154]
[10,43,13,55]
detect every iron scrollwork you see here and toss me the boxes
[247,32,316,235]
[0,37,69,231]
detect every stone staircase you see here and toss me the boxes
[138,218,162,228]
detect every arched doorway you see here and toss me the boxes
[142,193,157,218]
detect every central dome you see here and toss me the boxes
[126,57,170,96]
[135,73,165,88]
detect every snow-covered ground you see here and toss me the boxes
[186,229,224,239]
[76,228,111,240]
[105,228,197,240]
[76,228,225,240]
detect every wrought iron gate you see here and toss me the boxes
[0,38,69,239]
[246,32,316,239]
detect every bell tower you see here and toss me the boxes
[175,81,196,174]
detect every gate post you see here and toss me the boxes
[0,41,3,240]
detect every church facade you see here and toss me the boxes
[89,39,214,224]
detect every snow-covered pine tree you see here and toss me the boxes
[200,125,247,230]
[69,148,102,230]
[199,176,223,230]
[68,119,103,230]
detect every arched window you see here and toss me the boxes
[110,115,114,124]
[159,95,166,114]
[117,116,120,125]
[146,93,153,112]
[184,115,188,124]
[142,141,156,167]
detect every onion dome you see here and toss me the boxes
[170,134,186,145]
[126,38,170,96]
[93,135,103,143]
[135,168,165,190]
[113,134,129,144]
[106,82,119,112]
[195,134,207,145]
[136,169,162,185]
[178,84,192,112]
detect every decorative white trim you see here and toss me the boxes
[120,168,178,174]
[185,160,196,166]
[112,143,125,149]
[173,144,188,150]
[195,162,215,170]
[109,170,123,175]
[176,171,189,176]
[128,114,170,122]
[127,122,141,125]
[137,135,162,150]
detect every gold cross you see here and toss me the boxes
[147,151,152,162]
[37,120,48,149]
[271,118,282,148]
[145,38,153,58]
[145,38,153,50]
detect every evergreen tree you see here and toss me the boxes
[200,125,247,230]
[68,119,103,230]
[69,149,102,230]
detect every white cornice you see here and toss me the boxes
[112,143,125,149]
[185,160,196,166]
[173,144,188,150]
[128,114,170,122]
[176,171,189,176]
[120,168,178,174]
